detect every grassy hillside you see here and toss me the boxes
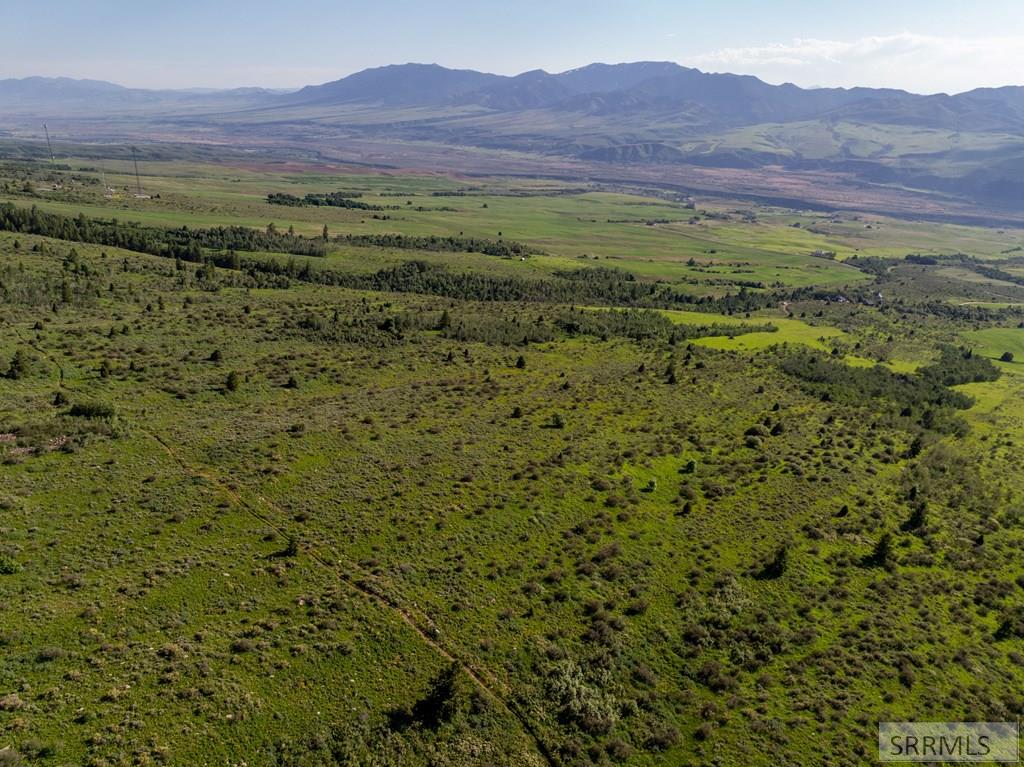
[2,158,1024,766]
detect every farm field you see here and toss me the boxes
[3,156,1024,767]
[9,158,1024,287]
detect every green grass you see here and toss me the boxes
[4,159,1024,767]
[964,326,1024,369]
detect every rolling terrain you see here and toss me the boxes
[2,156,1024,765]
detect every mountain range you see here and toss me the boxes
[280,61,1024,130]
[8,63,1022,130]
[3,62,1024,212]
[0,76,288,112]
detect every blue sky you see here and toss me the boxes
[3,0,1024,93]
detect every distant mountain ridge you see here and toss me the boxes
[269,62,1024,131]
[4,64,1024,131]
[4,63,1024,210]
[0,76,288,112]
[6,63,1024,127]
[282,64,503,107]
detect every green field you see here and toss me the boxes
[15,156,1024,292]
[2,157,1024,767]
[964,326,1024,368]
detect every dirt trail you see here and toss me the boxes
[17,333,556,765]
[143,427,556,767]
[11,326,65,384]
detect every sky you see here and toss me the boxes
[3,0,1024,94]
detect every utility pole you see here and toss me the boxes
[131,146,143,196]
[43,124,55,164]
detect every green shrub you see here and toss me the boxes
[5,349,32,380]
[69,401,115,419]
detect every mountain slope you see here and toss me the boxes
[4,63,1024,211]
[12,64,1024,132]
[455,70,572,111]
[0,77,283,114]
[274,62,1024,133]
[280,63,504,107]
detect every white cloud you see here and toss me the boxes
[689,33,1024,94]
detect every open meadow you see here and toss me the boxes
[2,156,1024,766]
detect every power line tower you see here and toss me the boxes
[130,146,143,196]
[43,124,55,164]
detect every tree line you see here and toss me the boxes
[0,203,821,313]
[553,306,775,342]
[0,204,544,261]
[336,233,541,258]
[0,203,329,258]
[267,192,390,211]
[780,346,999,434]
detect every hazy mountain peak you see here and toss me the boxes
[285,62,505,106]
[0,75,128,91]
